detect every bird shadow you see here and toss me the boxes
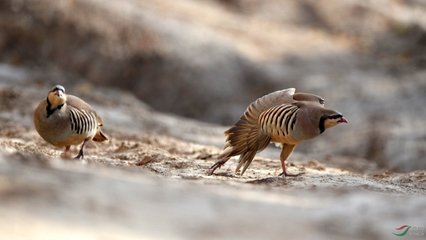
[211,172,239,178]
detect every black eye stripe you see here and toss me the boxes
[328,114,343,119]
[50,85,65,93]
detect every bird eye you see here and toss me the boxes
[319,99,325,104]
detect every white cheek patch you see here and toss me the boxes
[324,119,338,129]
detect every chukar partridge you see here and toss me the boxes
[33,85,108,159]
[208,88,348,176]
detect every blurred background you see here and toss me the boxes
[0,0,425,170]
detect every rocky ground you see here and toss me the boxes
[1,78,425,240]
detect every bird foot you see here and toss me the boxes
[207,161,226,175]
[60,146,72,159]
[74,152,84,160]
[60,152,72,159]
[278,171,304,177]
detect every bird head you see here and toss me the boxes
[319,111,348,133]
[47,85,67,107]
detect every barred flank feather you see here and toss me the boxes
[258,104,299,137]
[69,108,98,135]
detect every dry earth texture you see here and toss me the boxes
[1,77,425,240]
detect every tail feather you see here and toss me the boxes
[235,150,257,175]
[220,119,271,175]
[92,130,108,142]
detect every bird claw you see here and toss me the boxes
[206,169,215,176]
[207,161,226,175]
[74,152,84,160]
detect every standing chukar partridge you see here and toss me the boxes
[207,88,348,177]
[33,85,108,159]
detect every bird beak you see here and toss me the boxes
[338,117,348,123]
[55,90,63,97]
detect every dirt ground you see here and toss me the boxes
[0,79,425,240]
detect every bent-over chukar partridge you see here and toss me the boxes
[33,85,108,159]
[207,88,348,176]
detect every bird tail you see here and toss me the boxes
[219,113,271,176]
[93,130,108,142]
[214,123,266,176]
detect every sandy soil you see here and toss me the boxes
[0,79,425,239]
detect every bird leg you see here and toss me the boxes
[207,158,229,175]
[278,144,303,177]
[61,146,71,159]
[74,139,88,159]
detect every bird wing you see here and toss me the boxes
[245,88,325,119]
[66,95,104,126]
[247,88,296,118]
